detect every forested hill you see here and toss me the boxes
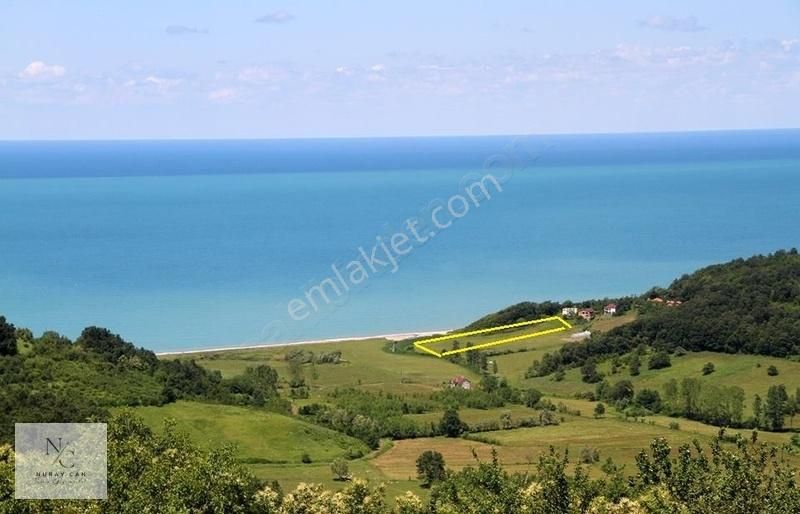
[529,249,800,373]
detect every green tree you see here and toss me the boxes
[629,352,641,376]
[594,402,606,418]
[765,385,789,430]
[0,316,18,357]
[635,389,662,412]
[440,408,467,437]
[753,394,764,428]
[416,450,446,486]
[648,351,672,370]
[523,388,543,408]
[767,365,779,376]
[581,358,602,383]
[702,362,716,375]
[331,458,351,481]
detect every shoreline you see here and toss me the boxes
[155,328,453,356]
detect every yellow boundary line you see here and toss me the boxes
[413,316,572,358]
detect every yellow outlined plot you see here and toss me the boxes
[413,316,572,358]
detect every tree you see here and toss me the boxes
[702,362,716,375]
[648,351,671,370]
[416,450,446,486]
[594,402,606,418]
[581,358,602,383]
[629,352,641,376]
[635,389,662,412]
[767,365,779,376]
[440,408,466,437]
[765,385,789,431]
[331,458,351,481]
[523,388,542,408]
[753,394,764,428]
[0,316,17,356]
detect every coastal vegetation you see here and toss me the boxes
[3,249,800,510]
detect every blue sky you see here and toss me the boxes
[1,1,799,139]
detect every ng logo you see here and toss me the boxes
[45,437,75,468]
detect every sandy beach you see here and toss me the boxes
[155,328,453,356]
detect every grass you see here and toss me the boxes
[148,315,800,500]
[179,338,477,401]
[125,401,369,464]
[521,350,800,418]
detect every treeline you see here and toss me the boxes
[525,249,800,375]
[464,296,636,331]
[0,316,289,443]
[3,411,800,513]
[298,378,551,447]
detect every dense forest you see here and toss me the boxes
[525,249,800,375]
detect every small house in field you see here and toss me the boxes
[449,376,472,390]
[603,303,617,316]
[561,307,578,317]
[578,308,594,320]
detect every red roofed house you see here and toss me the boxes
[578,308,594,321]
[450,376,472,390]
[603,303,617,316]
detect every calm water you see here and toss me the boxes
[1,131,799,351]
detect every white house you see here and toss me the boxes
[561,307,578,317]
[603,303,617,316]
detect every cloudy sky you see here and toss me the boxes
[1,1,799,139]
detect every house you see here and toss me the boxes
[603,303,617,316]
[449,376,472,390]
[578,308,594,320]
[666,300,683,307]
[561,307,578,317]
[649,297,664,304]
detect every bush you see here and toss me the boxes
[301,452,312,464]
[702,362,716,375]
[669,421,681,430]
[331,458,351,481]
[594,403,606,418]
[416,450,446,486]
[768,365,779,376]
[648,351,672,370]
[579,446,600,464]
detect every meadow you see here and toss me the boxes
[141,311,800,499]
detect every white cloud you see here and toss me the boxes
[208,88,238,103]
[19,61,66,79]
[639,15,707,32]
[255,11,295,24]
[369,64,386,72]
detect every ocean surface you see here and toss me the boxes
[1,130,799,351]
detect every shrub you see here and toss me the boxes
[669,421,681,430]
[648,351,672,370]
[767,365,779,376]
[301,452,312,464]
[702,362,716,375]
[331,458,351,481]
[594,402,606,418]
[579,446,600,464]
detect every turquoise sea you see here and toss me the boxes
[1,130,799,351]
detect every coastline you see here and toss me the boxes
[154,328,453,356]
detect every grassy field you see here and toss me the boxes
[521,350,800,416]
[147,312,800,502]
[126,401,368,464]
[181,337,476,401]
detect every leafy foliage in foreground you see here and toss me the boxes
[2,412,799,513]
